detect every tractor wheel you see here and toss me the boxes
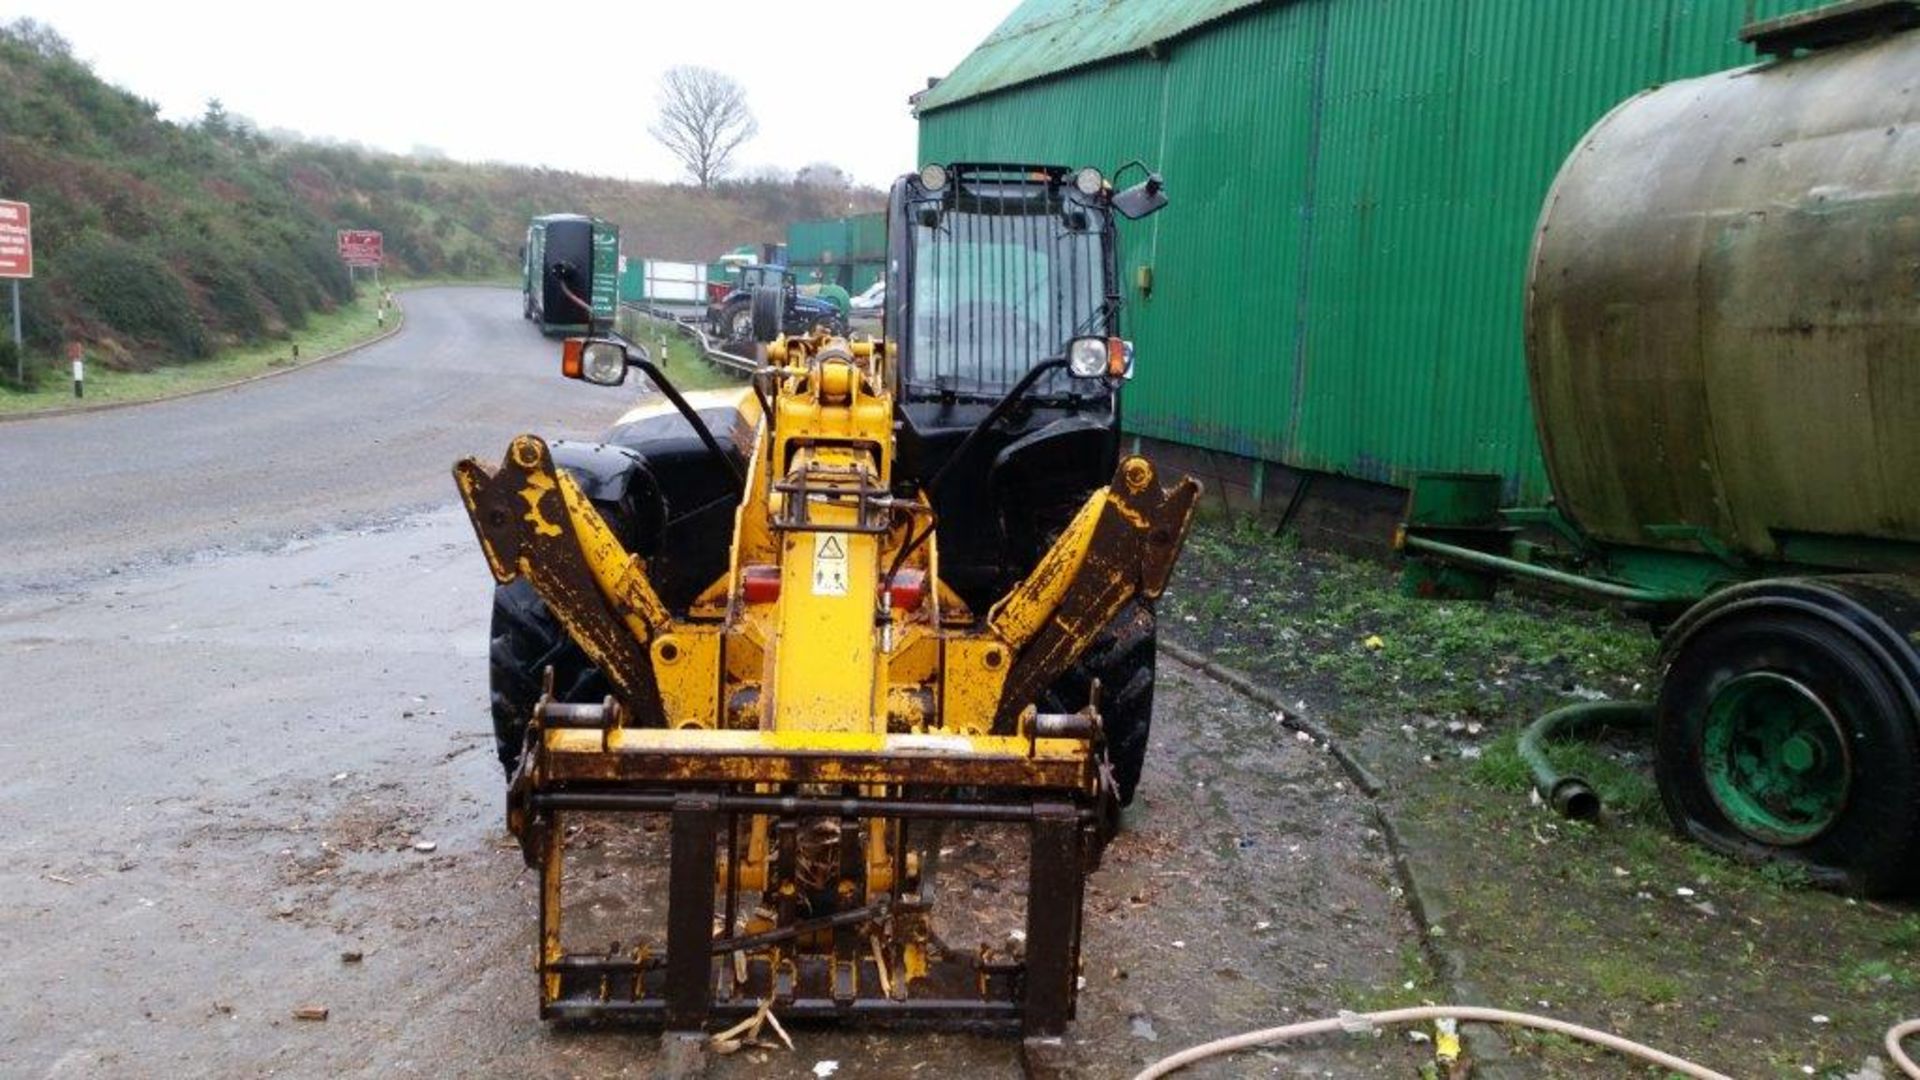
[720,300,754,344]
[488,579,609,777]
[1655,599,1920,896]
[1040,599,1157,806]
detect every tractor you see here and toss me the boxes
[455,161,1189,1044]
[709,263,846,346]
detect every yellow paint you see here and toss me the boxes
[554,467,670,634]
[986,486,1106,647]
[940,639,1011,735]
[516,470,564,539]
[459,326,1201,1011]
[651,626,720,729]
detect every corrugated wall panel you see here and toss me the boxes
[919,0,1824,501]
[1131,0,1326,457]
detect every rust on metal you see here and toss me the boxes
[454,436,664,718]
[991,456,1199,731]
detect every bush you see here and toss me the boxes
[64,234,209,359]
[248,248,309,330]
[171,233,267,341]
[0,339,39,391]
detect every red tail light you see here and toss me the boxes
[886,569,926,611]
[742,565,781,604]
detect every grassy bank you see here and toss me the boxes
[1162,517,1920,1078]
[0,287,395,417]
[615,307,746,393]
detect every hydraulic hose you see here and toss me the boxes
[1131,1005,1732,1080]
[1129,1005,1920,1079]
[1892,1017,1920,1078]
[1518,700,1654,820]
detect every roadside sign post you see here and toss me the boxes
[336,231,384,297]
[0,199,32,384]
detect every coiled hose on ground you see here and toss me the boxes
[1518,699,1654,819]
[1130,1005,1920,1079]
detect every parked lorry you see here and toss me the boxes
[522,213,618,335]
[1400,0,1920,896]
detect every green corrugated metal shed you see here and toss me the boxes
[788,218,851,266]
[847,213,886,260]
[918,0,1814,501]
[789,213,887,267]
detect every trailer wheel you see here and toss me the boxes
[1040,599,1157,807]
[1655,598,1920,896]
[488,579,609,777]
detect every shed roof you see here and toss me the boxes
[915,0,1266,113]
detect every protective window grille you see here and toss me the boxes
[908,182,1107,396]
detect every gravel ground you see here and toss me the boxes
[0,289,1441,1079]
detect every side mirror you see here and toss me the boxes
[1111,174,1168,221]
[750,285,784,343]
[561,338,633,387]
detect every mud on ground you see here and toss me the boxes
[0,507,1443,1079]
[1162,517,1920,1078]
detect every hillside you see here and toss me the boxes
[0,20,881,377]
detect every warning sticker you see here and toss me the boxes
[811,533,849,596]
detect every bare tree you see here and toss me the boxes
[649,67,757,189]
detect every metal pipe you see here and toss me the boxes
[710,902,895,955]
[630,357,745,494]
[1400,534,1688,605]
[1028,711,1100,740]
[534,791,1095,823]
[543,997,1023,1023]
[1518,700,1655,820]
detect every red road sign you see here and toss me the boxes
[336,229,383,267]
[0,200,32,279]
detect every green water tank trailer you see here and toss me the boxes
[1402,0,1920,896]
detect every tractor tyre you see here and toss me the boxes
[488,579,609,777]
[718,299,753,345]
[750,286,784,342]
[1039,599,1157,807]
[1655,599,1920,897]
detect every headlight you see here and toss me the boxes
[1073,166,1104,197]
[918,163,948,192]
[1067,336,1109,379]
[582,341,629,386]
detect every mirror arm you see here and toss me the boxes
[922,357,1069,502]
[629,353,747,495]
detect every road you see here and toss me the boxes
[0,287,1425,1078]
[0,285,612,591]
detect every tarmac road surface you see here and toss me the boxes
[0,286,612,592]
[0,287,1425,1078]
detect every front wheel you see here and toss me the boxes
[1039,599,1157,807]
[1654,601,1920,896]
[488,580,609,777]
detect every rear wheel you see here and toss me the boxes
[1039,599,1157,806]
[1655,600,1920,896]
[720,300,754,344]
[488,579,608,777]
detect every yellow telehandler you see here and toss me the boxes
[455,162,1193,1042]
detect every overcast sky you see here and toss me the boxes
[7,1,1013,188]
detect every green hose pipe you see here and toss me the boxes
[1518,700,1655,820]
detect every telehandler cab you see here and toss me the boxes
[454,162,1194,1041]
